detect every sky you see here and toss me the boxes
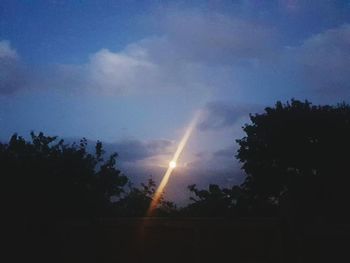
[1,0,350,204]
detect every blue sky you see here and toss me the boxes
[1,0,350,203]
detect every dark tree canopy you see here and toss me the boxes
[236,100,350,221]
[114,178,177,217]
[3,99,350,221]
[182,184,248,217]
[1,132,177,219]
[1,132,128,218]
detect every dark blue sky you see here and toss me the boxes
[1,0,350,203]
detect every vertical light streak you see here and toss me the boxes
[147,112,200,216]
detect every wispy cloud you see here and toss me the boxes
[0,41,26,95]
[294,24,350,97]
[104,138,174,162]
[0,10,278,97]
[198,102,260,131]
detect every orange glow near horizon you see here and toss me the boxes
[147,112,200,216]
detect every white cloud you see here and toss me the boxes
[2,8,350,102]
[0,11,278,97]
[0,41,26,94]
[65,11,277,97]
[86,48,159,95]
[0,40,18,59]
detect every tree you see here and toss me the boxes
[114,178,177,217]
[1,132,128,219]
[182,184,250,217]
[236,100,350,222]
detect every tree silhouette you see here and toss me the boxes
[114,178,177,217]
[1,132,128,219]
[236,99,350,222]
[182,184,250,217]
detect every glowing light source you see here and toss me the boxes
[147,111,201,216]
[169,161,177,169]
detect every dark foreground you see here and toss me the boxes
[10,217,350,263]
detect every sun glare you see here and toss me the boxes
[169,161,177,169]
[147,111,201,216]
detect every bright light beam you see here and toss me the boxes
[147,111,201,216]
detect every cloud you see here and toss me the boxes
[45,21,350,100]
[292,24,350,97]
[0,41,26,95]
[104,138,173,162]
[90,136,243,204]
[86,48,160,95]
[81,9,278,96]
[147,10,278,65]
[198,102,260,130]
[143,143,245,205]
[61,136,174,166]
[96,11,277,97]
[0,41,17,59]
[66,137,173,164]
[176,145,244,200]
[213,147,235,158]
[189,145,238,171]
[1,9,278,97]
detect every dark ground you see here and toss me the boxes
[9,218,350,263]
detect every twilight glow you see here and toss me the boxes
[1,1,350,204]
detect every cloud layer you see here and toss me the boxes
[104,138,173,162]
[295,24,350,96]
[198,102,260,130]
[0,41,26,95]
[1,11,350,100]
[0,11,278,96]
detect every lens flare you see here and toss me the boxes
[147,111,201,216]
[169,161,177,168]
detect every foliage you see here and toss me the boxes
[182,184,242,217]
[4,98,350,221]
[1,132,178,219]
[114,178,177,217]
[1,132,128,219]
[236,99,350,221]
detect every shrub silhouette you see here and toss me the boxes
[182,184,248,217]
[1,132,128,219]
[1,132,178,219]
[114,178,177,217]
